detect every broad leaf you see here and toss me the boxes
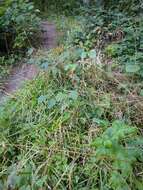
[88,49,96,59]
[69,90,78,100]
[38,95,47,104]
[126,64,140,73]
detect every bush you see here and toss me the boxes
[72,3,143,77]
[0,1,143,189]
[0,50,143,189]
[33,0,81,15]
[0,0,12,16]
[0,0,40,53]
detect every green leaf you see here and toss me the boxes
[88,49,96,59]
[48,99,56,109]
[35,9,40,13]
[126,64,140,73]
[27,48,34,56]
[41,62,49,70]
[140,89,143,96]
[104,140,112,148]
[7,168,17,190]
[15,15,24,23]
[38,95,47,104]
[28,5,34,10]
[135,180,143,190]
[36,176,47,188]
[20,185,31,190]
[69,90,78,100]
[64,64,77,71]
[80,51,87,59]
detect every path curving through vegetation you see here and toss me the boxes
[0,21,57,102]
[41,21,57,49]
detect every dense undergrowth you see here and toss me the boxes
[0,0,40,85]
[0,0,143,189]
[0,0,40,54]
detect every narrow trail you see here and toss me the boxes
[0,21,57,103]
[41,21,57,49]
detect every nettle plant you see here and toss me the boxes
[89,120,143,190]
[0,0,40,51]
[104,16,143,77]
[72,4,143,77]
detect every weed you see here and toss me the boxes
[0,1,143,189]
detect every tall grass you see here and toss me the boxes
[0,16,143,190]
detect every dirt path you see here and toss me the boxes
[41,21,57,49]
[0,21,57,103]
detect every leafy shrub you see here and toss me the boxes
[0,0,40,53]
[33,0,80,15]
[0,45,143,189]
[90,120,143,190]
[0,0,12,16]
[72,4,143,77]
[0,2,143,189]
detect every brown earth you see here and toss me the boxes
[41,21,57,49]
[0,21,57,102]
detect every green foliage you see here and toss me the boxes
[0,0,40,52]
[0,0,12,16]
[0,0,12,53]
[72,4,143,77]
[87,120,143,190]
[0,43,143,189]
[0,1,143,189]
[33,0,80,15]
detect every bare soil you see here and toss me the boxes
[41,21,57,49]
[0,21,57,102]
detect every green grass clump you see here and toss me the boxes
[0,5,143,189]
[0,45,143,189]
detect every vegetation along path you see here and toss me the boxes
[0,21,57,102]
[0,1,143,189]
